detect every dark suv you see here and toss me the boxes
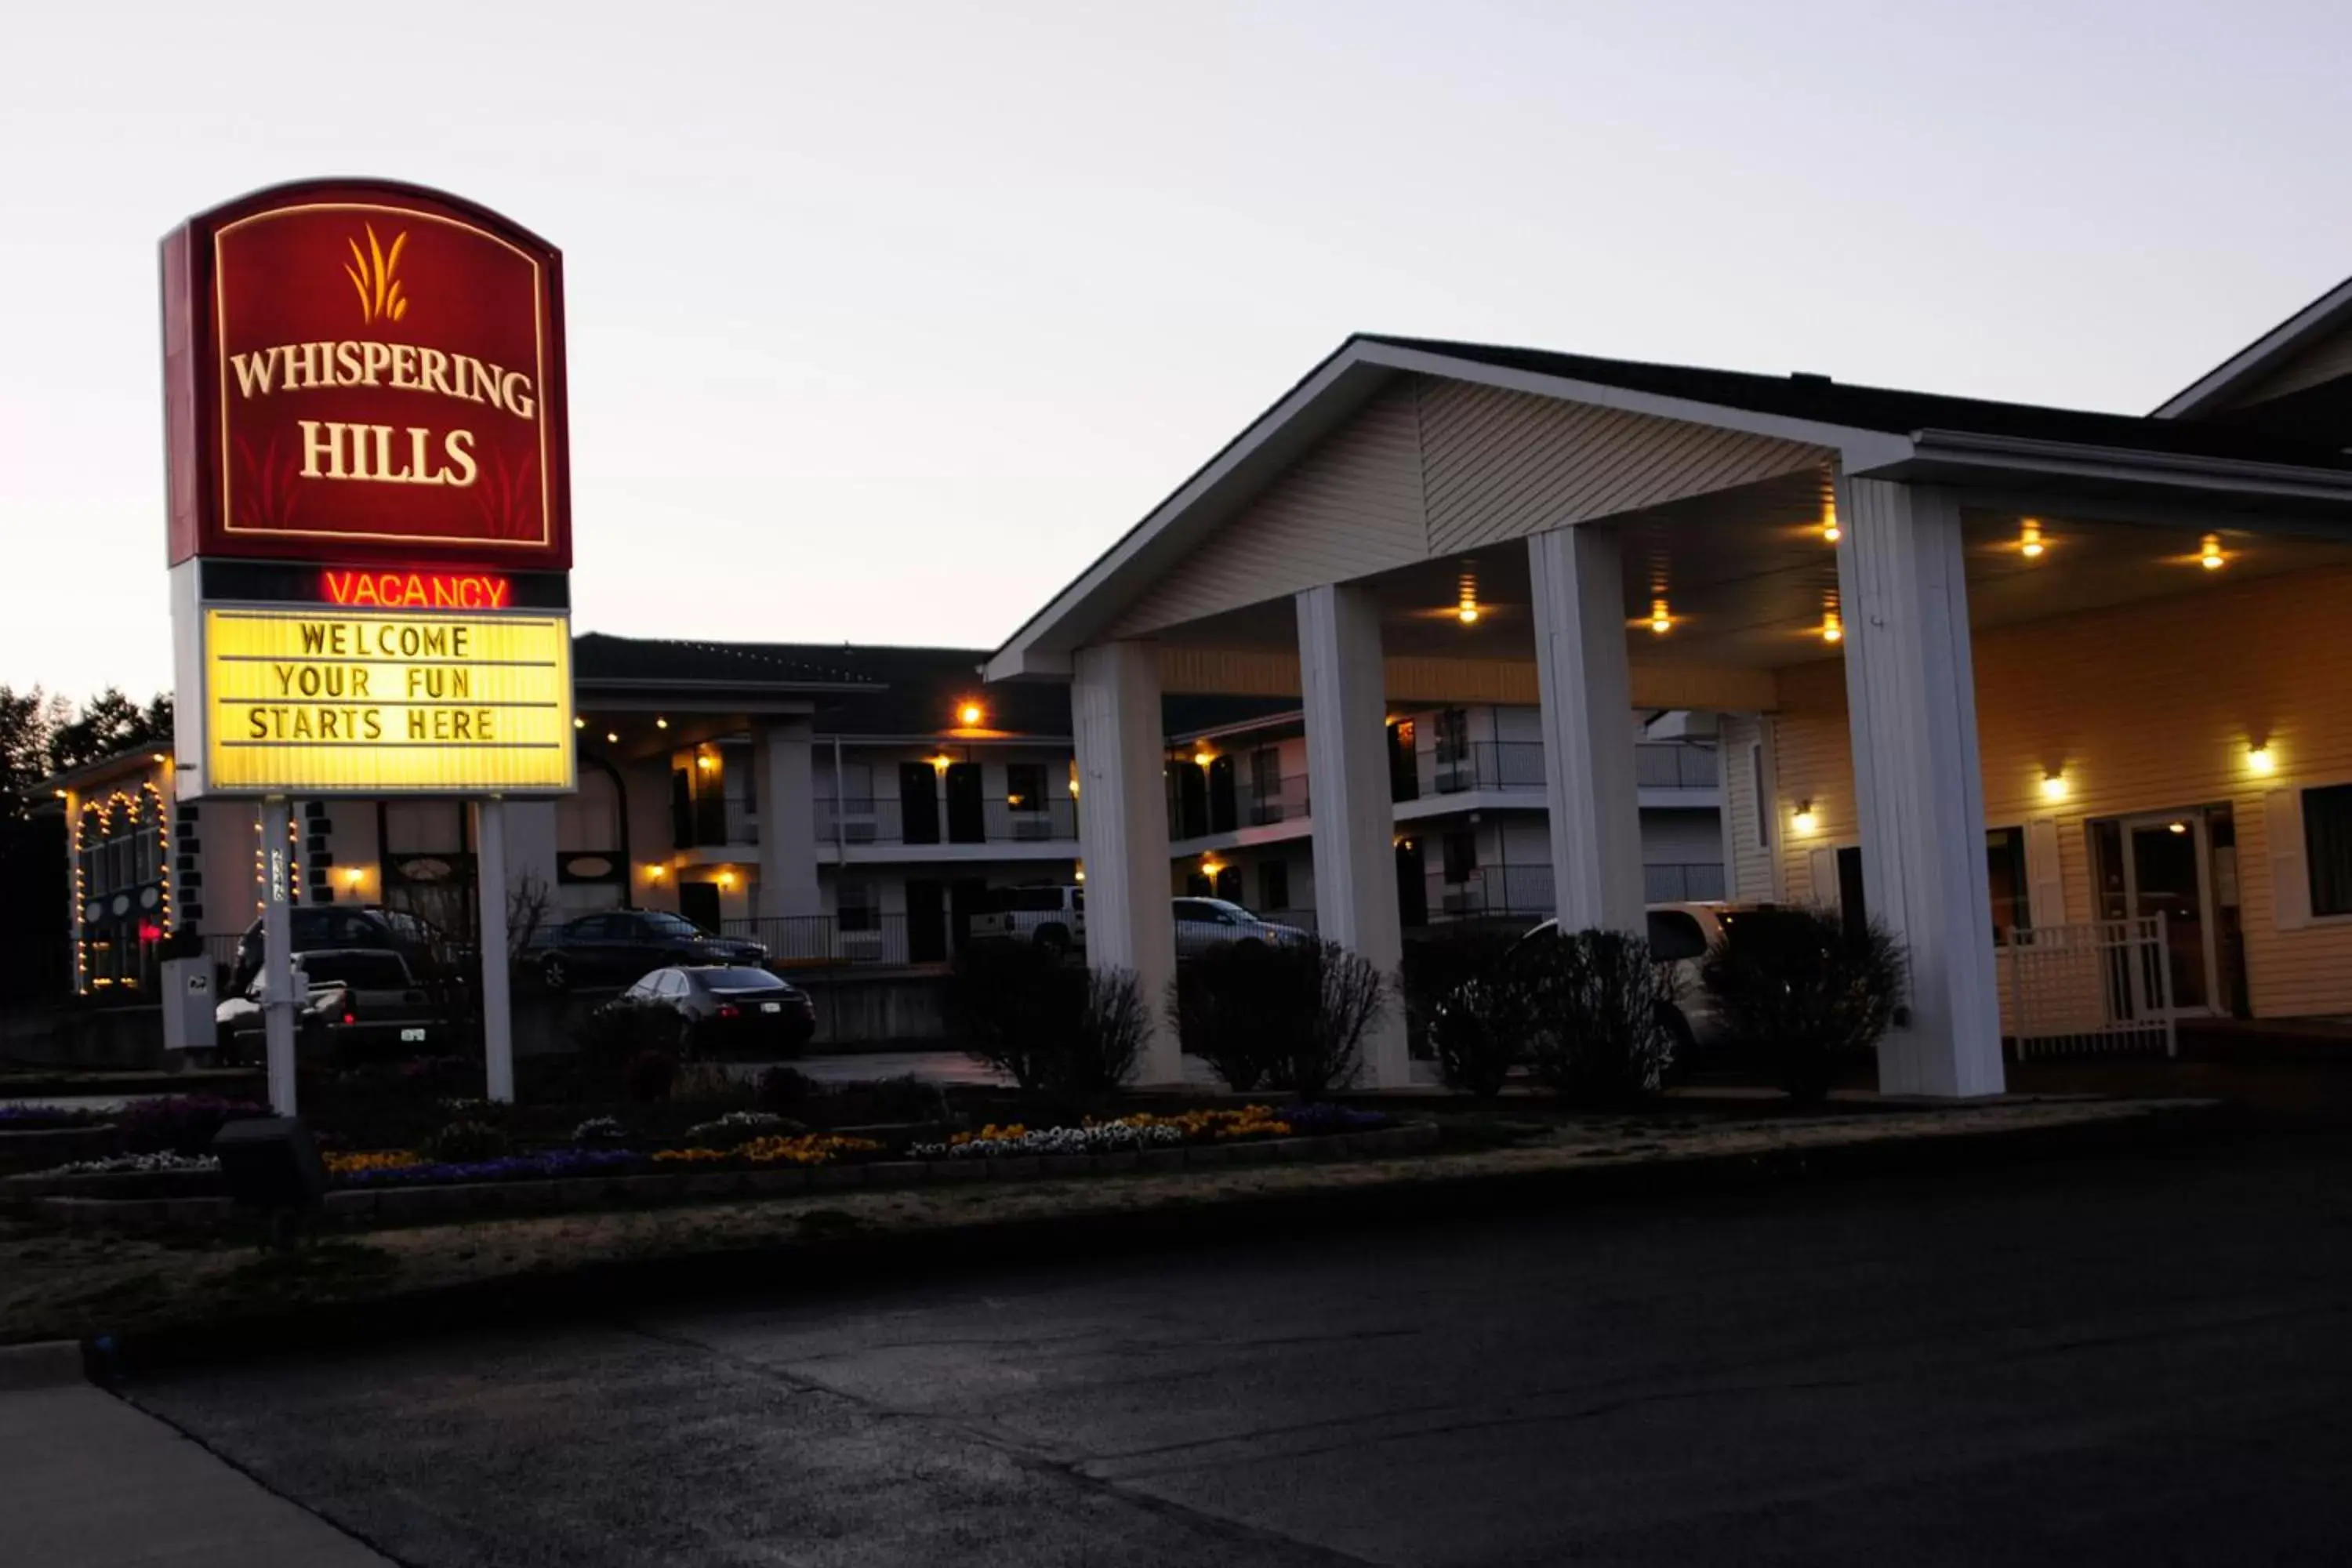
[538,909,768,991]
[230,904,467,996]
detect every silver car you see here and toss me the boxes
[1173,897,1312,959]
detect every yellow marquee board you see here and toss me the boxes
[201,607,575,794]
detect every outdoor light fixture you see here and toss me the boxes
[957,702,984,727]
[695,753,715,771]
[1791,801,1817,833]
[1821,508,1841,544]
[2201,534,2227,570]
[1457,568,1482,624]
[2041,771,2068,801]
[931,753,953,772]
[1200,856,1224,877]
[1821,608,1843,644]
[645,864,665,881]
[1457,599,1481,625]
[1650,597,1673,634]
[343,867,363,889]
[604,731,619,744]
[2168,821,2189,835]
[2020,518,2045,558]
[717,870,736,889]
[1073,866,1085,882]
[656,717,670,729]
[573,717,586,730]
[2249,743,2276,775]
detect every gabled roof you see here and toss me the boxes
[986,332,2352,682]
[1367,336,2352,471]
[2153,273,2352,421]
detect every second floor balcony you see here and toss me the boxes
[815,796,1079,848]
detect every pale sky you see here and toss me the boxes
[3,0,2347,702]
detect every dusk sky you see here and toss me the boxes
[4,0,2347,703]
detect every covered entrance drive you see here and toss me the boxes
[987,327,2352,1094]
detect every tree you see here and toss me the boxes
[45,688,172,773]
[0,685,60,816]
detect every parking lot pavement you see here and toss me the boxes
[118,1131,2352,1566]
[1,1381,393,1566]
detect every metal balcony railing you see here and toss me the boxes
[1430,742,1548,795]
[1635,742,1720,789]
[814,797,1077,847]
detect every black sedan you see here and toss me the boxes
[597,965,816,1055]
[538,909,768,991]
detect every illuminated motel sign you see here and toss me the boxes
[162,180,575,797]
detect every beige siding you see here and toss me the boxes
[1418,377,1826,556]
[1771,566,2352,1018]
[1719,712,1778,901]
[1110,382,1428,636]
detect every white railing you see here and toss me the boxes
[2000,914,2176,1060]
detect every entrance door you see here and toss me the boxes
[2118,813,2220,1014]
[944,763,985,844]
[898,763,940,845]
[1396,837,1428,928]
[906,879,947,964]
[677,880,722,935]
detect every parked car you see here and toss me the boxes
[539,909,768,991]
[214,947,444,1062]
[1172,897,1312,959]
[230,903,467,996]
[592,965,816,1055]
[967,884,1086,952]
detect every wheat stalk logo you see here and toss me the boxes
[344,224,409,323]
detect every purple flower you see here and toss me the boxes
[0,1105,107,1130]
[336,1148,648,1187]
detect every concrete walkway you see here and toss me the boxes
[0,1372,391,1566]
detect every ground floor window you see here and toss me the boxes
[2303,783,2352,917]
[1986,826,2030,940]
[1258,858,1290,912]
[838,880,879,933]
[1442,829,1478,885]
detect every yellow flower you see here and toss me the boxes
[325,1149,423,1175]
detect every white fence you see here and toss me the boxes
[1999,915,2177,1060]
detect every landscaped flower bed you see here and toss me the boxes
[0,1105,111,1131]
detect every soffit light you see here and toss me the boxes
[656,717,670,729]
[2201,534,2226,570]
[1821,506,1841,544]
[2167,821,2189,836]
[2020,518,2045,558]
[1457,569,1481,625]
[957,702,984,727]
[1650,597,1673,634]
[604,731,619,744]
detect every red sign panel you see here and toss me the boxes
[162,180,570,569]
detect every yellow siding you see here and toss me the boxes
[1772,565,2352,1017]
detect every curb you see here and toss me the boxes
[83,1099,2227,1374]
[0,1338,87,1391]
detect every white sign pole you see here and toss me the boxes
[260,795,299,1114]
[476,797,516,1102]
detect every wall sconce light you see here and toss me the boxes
[1192,746,1214,768]
[2041,771,2068,801]
[2200,534,2226,571]
[1791,801,1817,834]
[695,753,716,771]
[1073,866,1086,882]
[2248,742,2275,775]
[1650,597,1673,634]
[931,753,953,772]
[1200,857,1224,877]
[1457,598,1481,625]
[957,701,984,728]
[1068,778,1080,798]
[2020,518,2045,558]
[644,864,666,881]
[717,870,737,890]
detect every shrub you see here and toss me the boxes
[949,941,1076,1091]
[572,1116,628,1147]
[823,1075,952,1127]
[682,1109,802,1149]
[1171,939,1386,1098]
[1060,969,1150,1092]
[1428,975,1533,1098]
[1401,925,1523,1060]
[426,1120,510,1163]
[623,1049,678,1103]
[115,1095,272,1156]
[1701,908,1904,1102]
[754,1065,820,1116]
[1518,927,1676,1106]
[670,1058,747,1105]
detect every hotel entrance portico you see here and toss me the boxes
[989,307,2352,1096]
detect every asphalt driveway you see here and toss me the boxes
[122,1132,2352,1566]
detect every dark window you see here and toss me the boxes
[839,881,879,934]
[1435,709,1469,764]
[1259,859,1290,912]
[1005,764,1047,811]
[2304,785,2352,916]
[1986,826,2031,940]
[1646,909,1708,962]
[1750,742,1770,849]
[700,967,789,993]
[1442,830,1479,884]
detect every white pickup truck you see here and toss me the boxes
[967,885,1086,953]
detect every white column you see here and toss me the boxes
[1296,583,1410,1088]
[1526,524,1645,935]
[754,719,822,920]
[474,797,516,1103]
[1072,641,1181,1084]
[1835,477,2005,1098]
[260,796,298,1114]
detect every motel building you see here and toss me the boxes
[988,281,2352,1095]
[49,636,1726,1004]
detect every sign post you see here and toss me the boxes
[162,180,573,1113]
